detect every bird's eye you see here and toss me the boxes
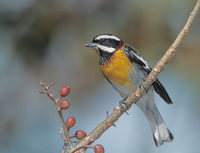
[102,39,105,42]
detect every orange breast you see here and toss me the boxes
[100,48,134,90]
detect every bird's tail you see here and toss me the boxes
[136,93,174,147]
[148,107,174,147]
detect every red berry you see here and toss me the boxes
[60,86,70,97]
[75,130,87,140]
[94,144,104,153]
[60,100,70,110]
[65,116,76,128]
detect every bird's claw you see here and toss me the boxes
[119,98,130,115]
[140,82,149,93]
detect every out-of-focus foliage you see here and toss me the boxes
[0,0,200,153]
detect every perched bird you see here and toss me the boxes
[85,34,174,147]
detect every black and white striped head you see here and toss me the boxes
[85,34,124,54]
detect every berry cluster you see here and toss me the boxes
[59,86,105,153]
[40,82,105,153]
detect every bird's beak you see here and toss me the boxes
[85,42,96,48]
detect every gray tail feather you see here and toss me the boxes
[152,121,174,147]
[137,99,174,147]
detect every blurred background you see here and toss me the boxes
[0,0,200,152]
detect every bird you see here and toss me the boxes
[85,34,174,147]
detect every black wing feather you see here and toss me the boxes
[124,44,173,104]
[153,79,173,104]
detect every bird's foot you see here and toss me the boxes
[119,97,130,115]
[140,81,149,93]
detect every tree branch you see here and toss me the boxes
[72,1,200,151]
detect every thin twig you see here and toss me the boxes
[58,110,73,148]
[60,128,67,141]
[73,0,200,151]
[40,81,57,103]
[61,142,68,153]
[39,82,73,149]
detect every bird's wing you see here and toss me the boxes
[124,44,173,104]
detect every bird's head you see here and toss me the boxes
[85,34,124,59]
